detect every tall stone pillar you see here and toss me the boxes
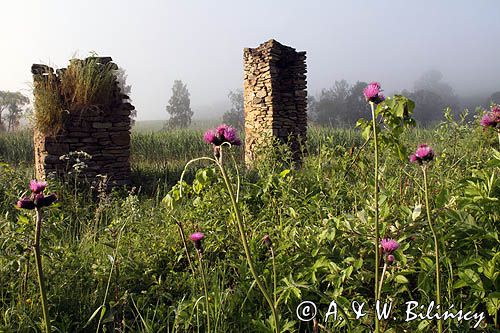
[243,39,307,164]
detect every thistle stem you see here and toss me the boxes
[216,161,279,333]
[423,166,442,333]
[370,102,380,333]
[175,219,196,276]
[34,208,51,333]
[271,246,277,305]
[378,261,388,299]
[197,250,211,333]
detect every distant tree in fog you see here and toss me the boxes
[401,89,445,125]
[165,80,193,129]
[0,91,30,131]
[115,67,137,125]
[489,91,500,104]
[311,80,368,126]
[222,89,244,129]
[414,70,459,111]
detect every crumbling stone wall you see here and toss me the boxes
[243,39,307,163]
[32,57,134,187]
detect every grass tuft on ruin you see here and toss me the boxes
[32,56,118,136]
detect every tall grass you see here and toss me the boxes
[60,57,117,110]
[33,72,65,136]
[32,57,118,136]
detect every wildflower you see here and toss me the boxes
[380,238,400,254]
[16,180,57,210]
[262,234,272,248]
[17,197,36,210]
[480,105,500,128]
[189,232,205,252]
[363,82,385,104]
[410,144,435,164]
[203,130,218,145]
[203,124,241,146]
[30,180,47,194]
[387,254,395,264]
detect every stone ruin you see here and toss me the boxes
[243,39,307,164]
[32,57,134,187]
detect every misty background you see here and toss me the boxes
[1,0,499,123]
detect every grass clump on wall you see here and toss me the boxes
[33,72,65,136]
[33,56,117,136]
[60,57,117,111]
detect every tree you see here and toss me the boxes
[414,70,459,111]
[222,89,244,129]
[0,91,30,131]
[401,89,445,125]
[165,80,193,129]
[489,91,500,104]
[115,68,137,125]
[311,80,368,126]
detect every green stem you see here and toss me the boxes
[370,102,380,333]
[197,250,211,333]
[175,219,196,276]
[34,208,51,333]
[378,261,387,299]
[216,161,279,333]
[423,166,442,333]
[271,246,277,306]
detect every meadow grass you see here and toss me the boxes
[0,118,498,332]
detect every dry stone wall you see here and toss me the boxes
[243,39,307,163]
[32,57,134,187]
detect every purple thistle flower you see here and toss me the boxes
[16,197,36,210]
[262,234,272,248]
[480,114,495,128]
[17,180,57,210]
[30,180,47,194]
[203,130,217,144]
[410,144,435,164]
[363,82,385,104]
[480,105,500,129]
[36,193,58,208]
[203,124,242,147]
[190,232,205,252]
[380,238,400,254]
[387,254,395,264]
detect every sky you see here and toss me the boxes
[1,0,499,120]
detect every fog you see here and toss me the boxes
[1,0,499,120]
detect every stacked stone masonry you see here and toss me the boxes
[243,39,307,163]
[32,57,133,187]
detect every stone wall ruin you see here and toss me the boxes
[243,39,307,164]
[32,57,134,187]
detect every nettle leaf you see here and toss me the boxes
[394,275,409,284]
[457,269,484,292]
[412,204,422,221]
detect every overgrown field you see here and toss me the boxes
[0,117,499,332]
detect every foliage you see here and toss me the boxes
[33,72,65,136]
[33,56,118,136]
[0,91,30,132]
[309,80,369,126]
[165,80,193,129]
[0,117,499,331]
[60,57,117,110]
[222,89,244,129]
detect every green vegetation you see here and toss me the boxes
[32,57,118,136]
[0,114,499,331]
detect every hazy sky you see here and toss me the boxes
[1,0,499,120]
